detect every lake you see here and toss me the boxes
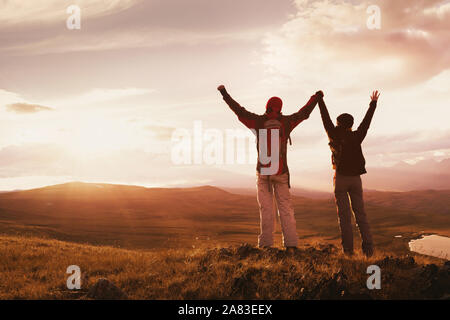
[409,235,450,260]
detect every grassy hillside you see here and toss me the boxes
[0,235,448,300]
[0,182,449,250]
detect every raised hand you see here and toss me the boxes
[315,90,324,99]
[370,90,380,101]
[217,85,225,92]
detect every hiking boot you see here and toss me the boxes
[343,249,354,257]
[363,247,374,258]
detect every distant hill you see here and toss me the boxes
[0,182,449,249]
[222,186,332,199]
[364,189,450,215]
[216,158,450,192]
[364,158,450,191]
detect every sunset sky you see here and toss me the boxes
[0,0,449,191]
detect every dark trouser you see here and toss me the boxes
[333,172,373,255]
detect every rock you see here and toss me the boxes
[87,278,127,300]
[420,264,439,277]
[318,244,336,254]
[403,256,416,267]
[314,270,348,299]
[378,256,416,269]
[235,243,259,259]
[444,261,450,270]
[420,264,450,299]
[261,247,287,262]
[218,247,232,259]
[199,247,232,266]
[231,270,258,299]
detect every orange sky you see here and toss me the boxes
[0,0,449,191]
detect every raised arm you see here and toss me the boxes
[217,85,259,129]
[316,91,336,138]
[357,90,380,142]
[287,93,319,132]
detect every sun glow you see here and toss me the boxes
[64,117,131,156]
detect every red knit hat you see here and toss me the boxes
[266,97,283,113]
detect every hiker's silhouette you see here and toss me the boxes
[317,90,380,257]
[218,85,321,250]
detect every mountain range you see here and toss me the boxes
[0,181,448,250]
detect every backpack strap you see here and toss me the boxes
[280,116,292,146]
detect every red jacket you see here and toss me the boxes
[221,91,318,183]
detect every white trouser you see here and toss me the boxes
[256,172,298,247]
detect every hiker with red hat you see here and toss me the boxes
[217,85,321,251]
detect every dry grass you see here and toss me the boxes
[0,235,448,300]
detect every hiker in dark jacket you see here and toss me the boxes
[218,85,320,250]
[316,90,380,257]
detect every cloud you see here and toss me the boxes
[74,88,153,105]
[0,0,294,55]
[290,130,326,146]
[0,144,69,178]
[145,125,175,140]
[0,144,254,188]
[0,89,22,106]
[361,130,450,168]
[0,0,140,25]
[424,69,450,93]
[1,25,265,56]
[364,130,450,154]
[0,90,55,115]
[6,103,54,114]
[43,87,153,109]
[261,0,450,93]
